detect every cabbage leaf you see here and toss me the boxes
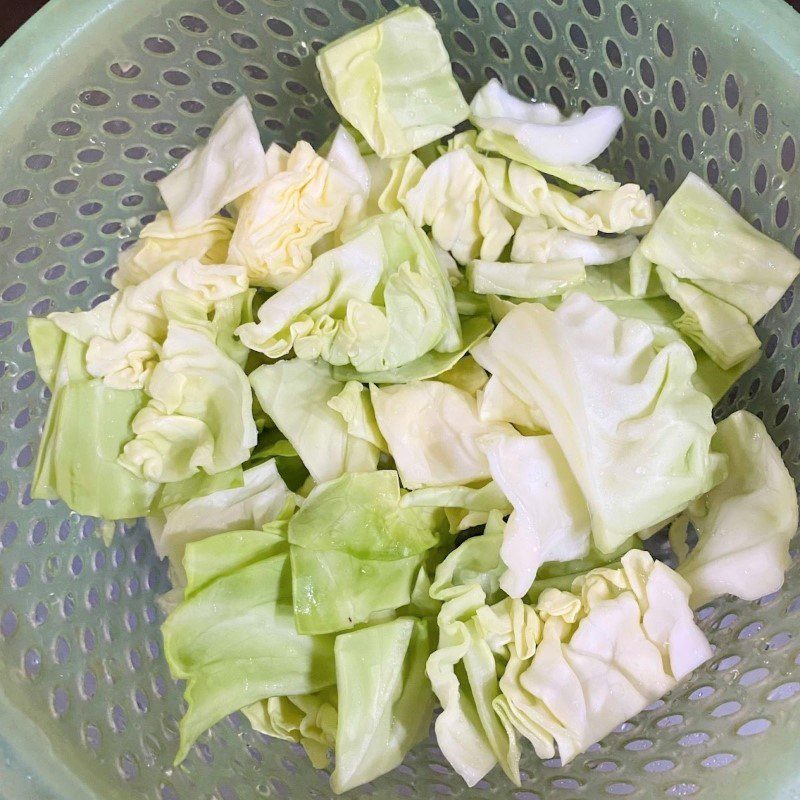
[237,211,462,373]
[158,96,267,229]
[316,6,468,158]
[472,294,724,552]
[672,410,799,607]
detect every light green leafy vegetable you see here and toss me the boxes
[656,266,761,370]
[468,258,586,299]
[119,295,257,483]
[243,689,338,770]
[288,471,443,634]
[162,535,336,764]
[476,128,620,192]
[250,359,380,483]
[332,617,435,793]
[316,6,468,158]
[477,374,549,433]
[228,141,361,289]
[158,95,268,229]
[470,79,623,171]
[497,551,711,765]
[149,458,294,572]
[30,319,158,519]
[50,258,248,390]
[480,433,591,598]
[331,315,492,385]
[511,215,638,264]
[113,210,235,290]
[371,380,515,489]
[435,353,489,395]
[637,172,800,323]
[672,410,798,608]
[473,294,725,553]
[237,210,462,373]
[402,148,514,264]
[466,147,656,235]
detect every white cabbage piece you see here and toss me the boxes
[316,6,469,158]
[158,96,267,229]
[236,210,461,373]
[150,459,294,568]
[470,79,623,168]
[227,140,361,289]
[511,215,638,265]
[638,172,800,323]
[499,551,711,764]
[477,374,549,433]
[468,258,586,299]
[472,294,724,553]
[250,359,380,484]
[672,410,799,608]
[402,148,515,265]
[113,211,235,289]
[119,297,257,483]
[370,380,515,489]
[468,148,656,235]
[480,434,590,598]
[50,258,248,389]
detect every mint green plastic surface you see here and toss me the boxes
[1,1,799,798]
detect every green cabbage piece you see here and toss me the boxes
[465,147,656,235]
[331,315,492,385]
[472,294,725,553]
[467,258,586,299]
[672,410,799,608]
[638,172,800,323]
[29,319,158,519]
[331,617,435,793]
[149,458,294,572]
[227,141,361,289]
[480,433,591,598]
[316,6,468,158]
[402,148,514,264]
[236,211,462,373]
[162,532,336,764]
[656,266,761,370]
[287,471,444,634]
[249,359,380,483]
[511,215,637,264]
[476,129,620,192]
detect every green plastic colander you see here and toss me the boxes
[1,0,799,797]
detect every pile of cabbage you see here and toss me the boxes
[28,5,799,793]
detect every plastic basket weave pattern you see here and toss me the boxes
[0,1,799,798]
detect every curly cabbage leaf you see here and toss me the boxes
[237,210,461,373]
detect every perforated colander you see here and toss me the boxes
[0,0,799,798]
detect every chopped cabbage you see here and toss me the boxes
[316,6,468,158]
[370,381,516,489]
[468,258,586,298]
[673,411,799,607]
[158,96,267,229]
[638,172,800,323]
[470,79,623,168]
[473,294,724,552]
[236,211,462,373]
